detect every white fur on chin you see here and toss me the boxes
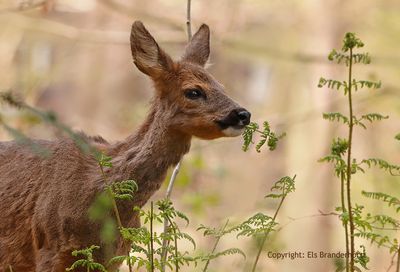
[222,127,245,137]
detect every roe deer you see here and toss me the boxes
[0,21,251,272]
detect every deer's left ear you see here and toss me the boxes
[181,24,210,67]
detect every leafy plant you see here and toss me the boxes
[242,121,285,152]
[197,220,246,272]
[109,200,197,272]
[244,175,296,272]
[66,245,107,272]
[319,32,400,272]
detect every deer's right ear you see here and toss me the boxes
[182,24,210,67]
[130,21,173,77]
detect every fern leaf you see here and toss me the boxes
[322,112,349,125]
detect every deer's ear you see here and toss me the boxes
[182,24,210,67]
[130,21,173,77]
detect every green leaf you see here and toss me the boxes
[108,180,138,200]
[360,158,400,176]
[98,153,113,168]
[342,32,364,52]
[362,191,400,212]
[242,122,258,151]
[318,78,347,91]
[323,112,349,125]
[66,245,107,272]
[352,80,382,90]
[242,121,285,152]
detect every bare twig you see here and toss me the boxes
[98,0,182,30]
[0,1,45,13]
[387,253,396,272]
[166,161,182,199]
[202,219,229,272]
[186,0,192,41]
[160,161,181,271]
[150,202,155,272]
[160,2,192,270]
[277,210,338,232]
[396,244,400,272]
[251,191,288,272]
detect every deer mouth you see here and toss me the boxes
[215,108,251,137]
[215,120,246,137]
[220,125,246,137]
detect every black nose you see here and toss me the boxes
[235,108,251,125]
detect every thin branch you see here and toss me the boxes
[341,171,350,272]
[346,47,355,272]
[166,162,182,199]
[160,1,192,270]
[150,202,155,272]
[386,251,397,272]
[251,188,291,272]
[0,1,45,13]
[160,162,181,271]
[98,0,182,30]
[202,219,230,272]
[186,0,192,41]
[1,13,184,45]
[278,210,338,232]
[396,244,400,272]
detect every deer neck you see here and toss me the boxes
[107,104,191,207]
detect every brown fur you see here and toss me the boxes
[0,21,249,272]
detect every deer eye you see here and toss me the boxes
[184,88,205,100]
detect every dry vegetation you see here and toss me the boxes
[1,0,400,271]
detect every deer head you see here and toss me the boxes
[130,21,251,140]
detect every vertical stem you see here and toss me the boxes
[251,194,287,272]
[161,162,181,271]
[396,244,400,272]
[161,0,192,268]
[346,47,355,272]
[100,164,133,272]
[202,219,230,272]
[150,202,155,272]
[166,217,180,272]
[341,171,350,272]
[166,162,182,199]
[186,0,192,41]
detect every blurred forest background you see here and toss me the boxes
[0,0,400,271]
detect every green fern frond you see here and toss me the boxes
[352,80,381,91]
[266,175,296,198]
[67,245,107,272]
[318,77,347,91]
[359,113,389,123]
[342,32,364,52]
[242,121,285,152]
[242,122,258,151]
[352,53,371,64]
[98,153,113,168]
[360,158,400,176]
[205,248,246,260]
[323,112,349,125]
[355,231,391,248]
[234,213,277,237]
[361,191,400,212]
[108,180,138,200]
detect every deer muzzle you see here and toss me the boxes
[215,108,251,137]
